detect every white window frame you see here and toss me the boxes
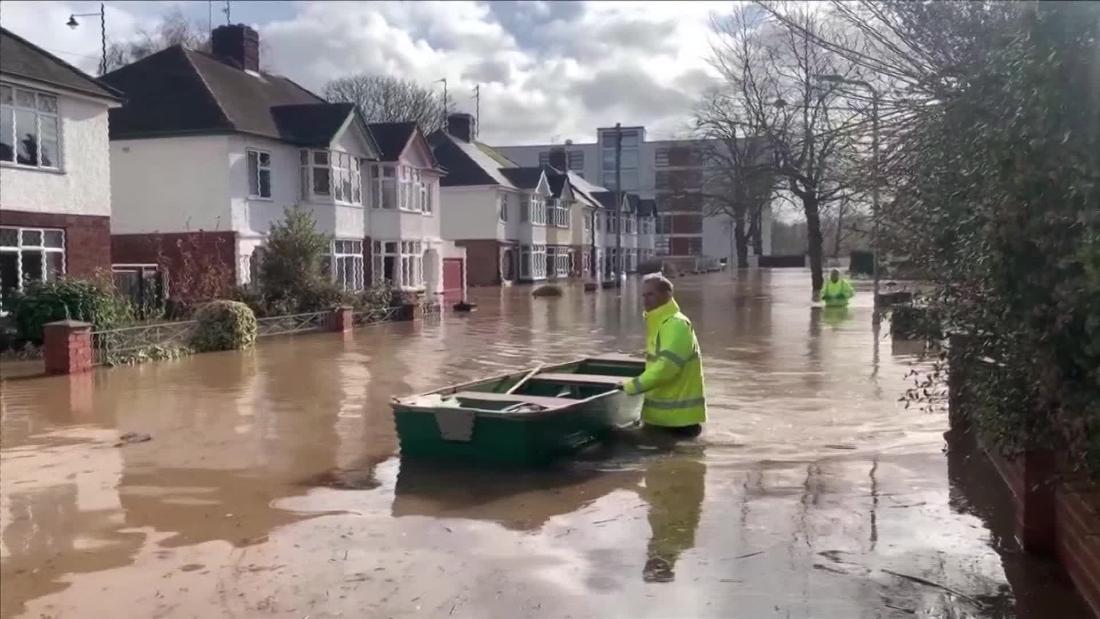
[375,240,424,289]
[246,148,272,199]
[523,244,546,280]
[0,226,65,310]
[372,164,397,209]
[527,193,545,225]
[498,192,510,223]
[300,149,361,204]
[330,239,364,291]
[398,166,421,213]
[1,83,61,170]
[421,179,432,215]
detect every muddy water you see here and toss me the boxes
[0,271,1089,618]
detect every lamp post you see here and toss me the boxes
[67,3,107,75]
[815,74,881,320]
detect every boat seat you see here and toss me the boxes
[451,391,575,409]
[529,373,626,386]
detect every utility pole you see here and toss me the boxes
[615,123,623,285]
[67,4,106,75]
[473,84,480,138]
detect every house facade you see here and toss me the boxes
[0,28,123,310]
[365,122,465,300]
[102,25,381,297]
[497,126,772,266]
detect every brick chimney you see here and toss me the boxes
[548,147,567,171]
[211,24,259,72]
[447,113,476,142]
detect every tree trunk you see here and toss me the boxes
[734,210,749,268]
[804,197,825,295]
[832,203,845,258]
[749,205,763,256]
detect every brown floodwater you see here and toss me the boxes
[0,270,1090,618]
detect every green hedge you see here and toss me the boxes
[12,279,133,343]
[190,300,257,352]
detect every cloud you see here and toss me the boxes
[3,0,729,144]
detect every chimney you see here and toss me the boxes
[548,147,567,171]
[446,113,475,142]
[211,24,259,72]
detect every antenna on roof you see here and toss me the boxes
[222,1,230,26]
[472,84,480,139]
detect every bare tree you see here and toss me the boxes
[691,92,776,268]
[324,75,444,134]
[104,10,210,73]
[709,5,860,294]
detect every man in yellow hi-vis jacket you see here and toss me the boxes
[621,274,707,437]
[820,269,855,307]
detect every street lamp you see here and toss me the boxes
[67,3,107,75]
[815,74,881,320]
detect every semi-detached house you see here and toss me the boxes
[102,24,382,297]
[0,27,123,311]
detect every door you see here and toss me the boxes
[442,258,464,303]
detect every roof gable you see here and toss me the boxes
[368,122,439,170]
[0,27,122,101]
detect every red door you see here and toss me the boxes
[442,258,464,303]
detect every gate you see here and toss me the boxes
[442,258,464,303]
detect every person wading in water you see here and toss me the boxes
[620,274,707,438]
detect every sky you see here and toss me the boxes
[0,0,735,145]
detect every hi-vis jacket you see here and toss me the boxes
[623,299,707,427]
[820,278,855,307]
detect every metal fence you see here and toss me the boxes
[255,311,329,338]
[352,305,401,326]
[92,320,197,366]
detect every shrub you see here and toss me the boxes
[12,278,133,343]
[190,300,257,352]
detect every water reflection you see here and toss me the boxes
[640,454,705,583]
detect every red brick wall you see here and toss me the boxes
[112,231,237,301]
[456,239,512,287]
[0,209,111,278]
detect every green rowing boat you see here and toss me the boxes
[391,354,645,465]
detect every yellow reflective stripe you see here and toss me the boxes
[642,397,706,410]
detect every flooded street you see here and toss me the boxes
[0,270,1089,618]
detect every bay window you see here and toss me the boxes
[520,244,546,280]
[300,149,362,204]
[1,83,60,168]
[526,193,545,225]
[246,149,271,199]
[373,240,424,289]
[1,226,64,311]
[372,165,397,209]
[330,239,364,291]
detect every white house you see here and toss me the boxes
[365,121,465,301]
[102,24,380,294]
[0,27,123,310]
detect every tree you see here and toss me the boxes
[104,10,210,73]
[709,5,861,294]
[690,95,776,268]
[324,75,444,134]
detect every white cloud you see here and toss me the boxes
[2,0,732,144]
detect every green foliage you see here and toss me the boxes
[12,278,133,343]
[880,2,1100,474]
[102,345,192,367]
[190,300,257,352]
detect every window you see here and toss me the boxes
[1,226,64,311]
[247,149,272,198]
[538,151,550,166]
[498,192,510,222]
[372,165,397,209]
[330,239,364,291]
[373,240,423,289]
[655,148,670,167]
[521,244,547,280]
[1,84,60,168]
[567,151,584,172]
[422,181,432,214]
[526,194,546,225]
[584,211,592,232]
[300,150,361,204]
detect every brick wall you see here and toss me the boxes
[456,239,511,287]
[0,209,111,278]
[112,231,237,301]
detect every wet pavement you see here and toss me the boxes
[0,270,1090,618]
